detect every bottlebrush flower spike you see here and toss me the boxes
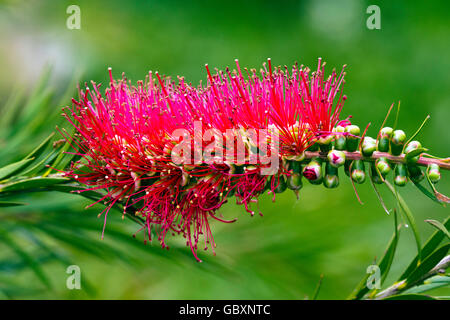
[61,59,352,261]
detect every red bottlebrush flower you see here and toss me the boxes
[62,59,348,261]
[298,58,347,139]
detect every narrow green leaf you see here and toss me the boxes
[311,274,324,300]
[425,220,450,240]
[379,210,400,285]
[0,176,68,192]
[383,293,437,300]
[45,184,105,202]
[0,201,26,207]
[412,180,443,205]
[348,211,400,300]
[20,150,57,177]
[0,158,35,181]
[0,228,51,289]
[399,216,450,280]
[406,244,450,286]
[0,86,24,132]
[44,128,75,175]
[24,132,54,160]
[368,165,390,215]
[385,180,422,262]
[405,276,450,294]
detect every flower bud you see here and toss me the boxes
[380,127,394,138]
[370,163,383,184]
[334,135,347,151]
[327,150,346,168]
[351,170,366,184]
[345,125,360,152]
[377,127,393,153]
[323,174,339,189]
[323,162,339,189]
[404,140,422,153]
[318,134,333,153]
[407,164,424,183]
[394,163,408,186]
[181,171,190,187]
[350,160,366,184]
[307,142,319,152]
[390,130,407,156]
[263,176,273,192]
[375,157,391,176]
[344,160,351,177]
[288,160,302,174]
[361,136,377,157]
[334,125,346,133]
[404,140,422,163]
[287,173,303,191]
[303,159,323,184]
[427,163,440,184]
[394,175,408,186]
[274,175,287,193]
[377,138,390,153]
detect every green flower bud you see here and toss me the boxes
[404,140,422,153]
[335,135,347,151]
[404,140,422,163]
[351,169,366,184]
[380,127,394,138]
[346,125,361,136]
[361,136,377,157]
[375,157,391,176]
[394,164,408,186]
[234,164,244,175]
[324,162,339,189]
[318,135,333,153]
[287,160,302,174]
[334,126,346,151]
[351,160,366,184]
[377,127,393,153]
[263,176,273,192]
[427,164,441,184]
[377,137,390,153]
[394,175,408,186]
[287,173,303,191]
[274,175,287,193]
[370,163,384,184]
[407,164,424,183]
[327,150,346,168]
[307,142,319,152]
[390,130,407,156]
[318,134,333,145]
[344,160,351,177]
[323,174,339,189]
[391,130,407,145]
[345,125,360,152]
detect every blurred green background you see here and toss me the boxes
[0,0,449,299]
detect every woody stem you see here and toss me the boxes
[304,151,450,171]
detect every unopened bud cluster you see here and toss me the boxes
[280,125,442,192]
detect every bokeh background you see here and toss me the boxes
[0,0,449,299]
